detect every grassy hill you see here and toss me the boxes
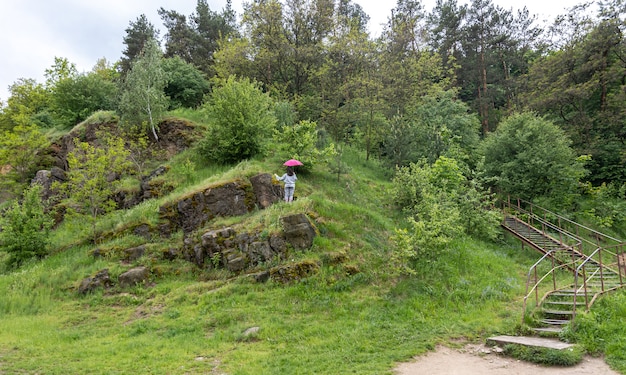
[0,117,618,374]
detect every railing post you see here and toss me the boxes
[599,250,605,292]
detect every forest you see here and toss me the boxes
[1,0,625,194]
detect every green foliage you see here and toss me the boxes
[162,56,210,109]
[392,156,501,264]
[0,78,51,130]
[120,14,160,75]
[273,120,335,172]
[480,112,588,201]
[0,123,50,195]
[58,136,132,243]
[0,185,53,268]
[50,72,118,128]
[119,38,168,141]
[412,90,481,166]
[502,344,584,366]
[198,76,276,164]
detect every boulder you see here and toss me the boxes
[118,266,149,287]
[281,214,318,250]
[77,269,112,295]
[249,173,282,208]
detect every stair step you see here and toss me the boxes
[542,309,574,315]
[543,300,585,306]
[540,319,570,325]
[488,335,574,350]
[533,327,563,333]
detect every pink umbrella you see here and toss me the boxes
[283,159,303,166]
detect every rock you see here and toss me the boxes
[118,266,149,288]
[270,260,320,284]
[248,241,274,263]
[281,214,318,250]
[77,269,112,295]
[242,326,260,337]
[123,245,146,262]
[162,248,179,261]
[30,167,66,202]
[250,271,270,283]
[269,235,287,255]
[249,173,282,208]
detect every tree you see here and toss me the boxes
[198,76,276,164]
[120,14,160,75]
[521,4,626,184]
[159,0,238,77]
[480,112,588,201]
[51,72,118,128]
[162,56,210,109]
[60,136,131,244]
[0,123,50,195]
[119,38,168,141]
[0,184,54,268]
[0,78,51,130]
[411,89,481,166]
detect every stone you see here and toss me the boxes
[118,266,149,288]
[270,260,320,284]
[281,214,318,250]
[123,245,146,262]
[248,241,273,263]
[77,269,111,295]
[249,173,282,208]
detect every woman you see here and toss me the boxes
[275,166,297,203]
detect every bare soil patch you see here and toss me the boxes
[395,344,620,375]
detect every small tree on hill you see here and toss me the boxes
[58,136,131,243]
[0,184,54,268]
[119,38,168,141]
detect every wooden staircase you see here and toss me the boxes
[501,199,625,334]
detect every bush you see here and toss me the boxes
[0,185,54,268]
[198,76,276,164]
[480,112,587,201]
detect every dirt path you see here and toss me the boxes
[395,344,620,375]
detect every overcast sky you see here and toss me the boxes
[0,0,588,103]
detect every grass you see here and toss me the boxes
[1,122,624,373]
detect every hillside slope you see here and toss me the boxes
[0,119,539,374]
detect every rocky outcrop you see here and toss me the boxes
[184,227,287,271]
[183,214,317,272]
[159,174,281,236]
[114,165,173,209]
[77,269,112,295]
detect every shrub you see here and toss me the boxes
[198,76,275,164]
[0,185,54,268]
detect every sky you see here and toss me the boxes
[0,0,589,103]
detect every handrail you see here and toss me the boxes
[513,198,623,244]
[505,197,625,326]
[504,204,582,250]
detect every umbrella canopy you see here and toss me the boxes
[283,159,303,166]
